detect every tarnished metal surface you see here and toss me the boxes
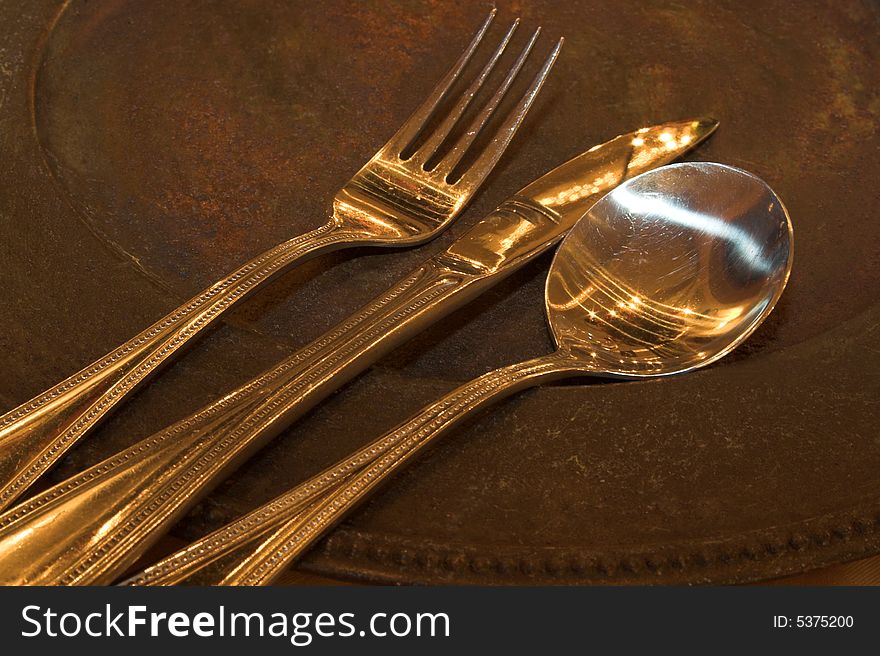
[0,8,564,533]
[1,0,879,583]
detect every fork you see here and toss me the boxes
[0,10,553,511]
[0,13,562,584]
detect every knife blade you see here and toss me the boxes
[0,118,718,585]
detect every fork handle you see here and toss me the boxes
[0,256,494,585]
[0,220,354,511]
[127,351,579,586]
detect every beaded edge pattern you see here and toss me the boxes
[0,261,469,584]
[122,268,471,584]
[237,355,569,584]
[62,268,465,584]
[0,222,338,429]
[126,265,462,583]
[312,509,880,584]
[0,222,348,505]
[0,260,434,531]
[130,348,557,584]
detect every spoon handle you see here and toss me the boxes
[0,221,354,511]
[126,351,578,586]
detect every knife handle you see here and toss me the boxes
[127,352,577,586]
[0,257,485,585]
[0,221,353,512]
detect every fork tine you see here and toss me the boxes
[412,19,520,167]
[435,26,541,178]
[453,37,563,186]
[383,9,496,157]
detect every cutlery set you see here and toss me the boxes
[0,11,792,585]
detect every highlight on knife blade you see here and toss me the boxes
[441,118,718,274]
[523,118,719,225]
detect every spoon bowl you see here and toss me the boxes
[546,162,793,377]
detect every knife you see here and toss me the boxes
[0,118,718,585]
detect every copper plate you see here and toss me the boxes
[1,0,878,584]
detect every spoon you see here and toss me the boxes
[128,161,794,585]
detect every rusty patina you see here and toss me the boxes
[0,0,878,583]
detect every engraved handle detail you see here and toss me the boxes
[128,352,577,585]
[0,259,481,585]
[0,221,352,511]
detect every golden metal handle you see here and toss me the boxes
[0,221,353,511]
[123,479,340,586]
[127,352,576,585]
[0,259,484,585]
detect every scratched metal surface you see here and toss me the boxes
[1,0,879,583]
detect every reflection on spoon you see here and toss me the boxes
[547,162,792,374]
